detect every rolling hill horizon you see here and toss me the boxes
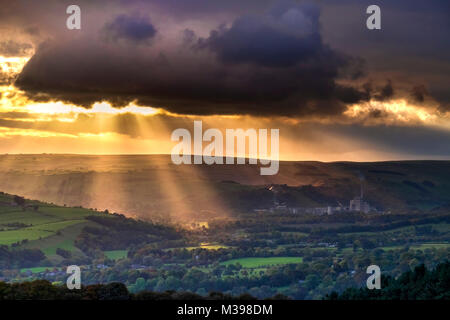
[2,152,448,163]
[1,154,449,223]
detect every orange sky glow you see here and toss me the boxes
[1,55,449,162]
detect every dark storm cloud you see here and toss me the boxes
[374,80,394,101]
[102,14,157,44]
[0,40,33,57]
[2,0,448,117]
[14,2,369,117]
[198,3,321,67]
[411,85,428,103]
[320,0,450,107]
[356,80,395,102]
[182,29,196,46]
[334,85,369,104]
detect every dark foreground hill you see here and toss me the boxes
[0,154,449,222]
[327,261,450,300]
[2,261,449,300]
[0,280,269,300]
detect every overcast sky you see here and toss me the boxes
[0,0,448,160]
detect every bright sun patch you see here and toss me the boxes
[345,99,449,128]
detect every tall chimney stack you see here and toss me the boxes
[360,180,363,199]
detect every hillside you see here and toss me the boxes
[0,192,183,269]
[1,191,449,299]
[0,155,449,222]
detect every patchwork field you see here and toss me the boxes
[0,192,105,257]
[221,257,303,268]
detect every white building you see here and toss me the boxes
[349,197,371,213]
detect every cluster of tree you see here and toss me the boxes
[312,213,450,236]
[0,246,46,268]
[11,195,39,211]
[0,223,31,232]
[205,211,450,252]
[0,280,287,300]
[66,246,448,300]
[75,215,183,252]
[13,195,25,206]
[326,261,450,300]
[56,248,72,259]
[228,188,274,211]
[129,245,307,267]
[210,211,450,234]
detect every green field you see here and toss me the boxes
[0,193,105,256]
[21,222,92,261]
[20,266,62,274]
[0,215,91,246]
[381,243,450,251]
[41,239,76,256]
[221,257,303,268]
[104,250,128,260]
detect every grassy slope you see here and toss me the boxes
[104,250,128,260]
[0,192,106,260]
[221,257,303,268]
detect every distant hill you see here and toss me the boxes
[0,155,449,222]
